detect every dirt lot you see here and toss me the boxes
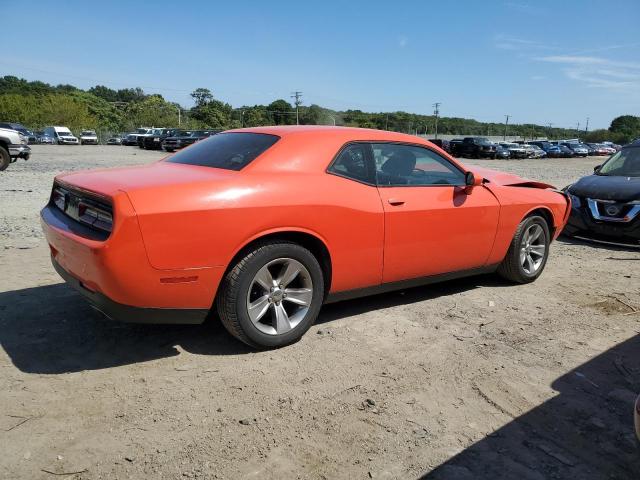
[1,145,639,479]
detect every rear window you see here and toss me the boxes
[166,132,279,170]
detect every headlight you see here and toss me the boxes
[19,133,27,145]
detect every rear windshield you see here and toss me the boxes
[166,132,279,171]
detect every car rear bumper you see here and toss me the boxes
[8,144,31,159]
[40,196,223,323]
[51,256,208,324]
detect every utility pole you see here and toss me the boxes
[385,113,389,131]
[177,106,181,126]
[547,122,553,140]
[585,117,589,133]
[433,102,441,139]
[576,121,580,137]
[291,91,302,125]
[241,110,245,128]
[503,115,510,140]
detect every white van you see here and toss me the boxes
[43,126,79,145]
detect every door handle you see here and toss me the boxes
[388,198,405,206]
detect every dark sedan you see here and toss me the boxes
[563,142,640,244]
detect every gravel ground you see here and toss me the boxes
[0,145,639,479]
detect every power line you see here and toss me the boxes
[291,91,302,125]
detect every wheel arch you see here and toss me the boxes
[224,228,333,297]
[523,206,555,236]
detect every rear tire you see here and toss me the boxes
[0,147,9,171]
[497,215,550,284]
[216,242,324,349]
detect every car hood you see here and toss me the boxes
[568,174,640,202]
[469,166,555,189]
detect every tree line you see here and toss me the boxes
[0,75,637,143]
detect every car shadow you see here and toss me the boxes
[424,334,640,479]
[0,274,508,374]
[558,234,640,252]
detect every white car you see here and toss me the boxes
[80,130,99,145]
[43,126,79,145]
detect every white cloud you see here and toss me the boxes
[537,55,640,90]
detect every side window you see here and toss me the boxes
[373,143,465,186]
[328,143,374,184]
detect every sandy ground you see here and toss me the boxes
[1,145,639,479]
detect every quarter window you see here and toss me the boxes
[328,143,374,183]
[372,143,465,186]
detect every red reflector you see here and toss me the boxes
[160,276,198,284]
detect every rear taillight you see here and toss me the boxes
[52,187,67,211]
[78,200,113,232]
[50,182,113,234]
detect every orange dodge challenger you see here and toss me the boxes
[41,126,570,348]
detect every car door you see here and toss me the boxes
[373,142,500,283]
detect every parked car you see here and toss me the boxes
[528,144,547,159]
[43,126,79,145]
[122,128,153,146]
[554,144,576,158]
[106,136,122,145]
[38,134,55,144]
[162,130,218,152]
[427,139,451,153]
[137,128,165,148]
[499,142,528,159]
[0,122,37,144]
[141,128,182,150]
[449,137,497,159]
[529,141,564,158]
[0,127,31,170]
[495,144,511,159]
[563,141,640,244]
[586,144,609,156]
[41,126,569,348]
[561,142,588,157]
[80,130,99,145]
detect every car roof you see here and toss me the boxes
[227,125,430,143]
[220,126,456,173]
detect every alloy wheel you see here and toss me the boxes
[246,258,313,335]
[520,224,546,275]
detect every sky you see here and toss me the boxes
[1,0,639,130]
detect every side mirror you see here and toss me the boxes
[594,165,601,173]
[465,171,483,187]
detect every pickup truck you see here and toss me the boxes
[141,128,183,150]
[449,137,497,159]
[0,127,31,171]
[162,130,219,152]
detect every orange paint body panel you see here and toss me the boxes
[40,126,569,322]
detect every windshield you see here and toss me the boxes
[136,128,149,134]
[599,148,640,177]
[58,130,73,136]
[167,132,279,170]
[81,131,96,135]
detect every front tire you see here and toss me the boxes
[497,215,550,284]
[216,242,324,349]
[0,147,9,171]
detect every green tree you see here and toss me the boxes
[609,115,640,142]
[191,88,214,107]
[267,99,294,125]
